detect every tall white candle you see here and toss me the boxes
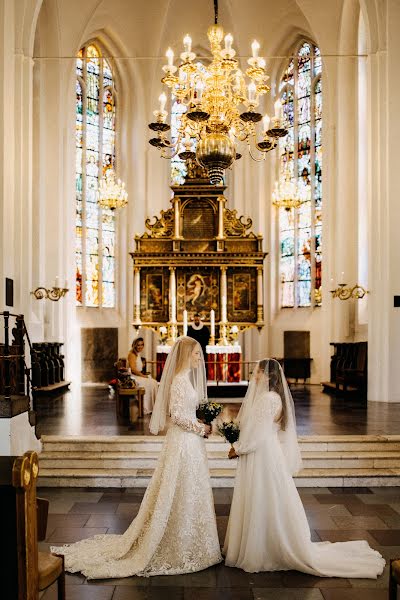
[210,309,215,337]
[183,309,188,336]
[54,276,59,288]
[64,279,68,290]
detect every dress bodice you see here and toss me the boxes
[169,372,206,436]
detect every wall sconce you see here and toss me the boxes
[330,282,369,300]
[31,277,69,302]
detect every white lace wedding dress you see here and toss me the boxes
[224,390,385,578]
[52,370,222,579]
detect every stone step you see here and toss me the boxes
[37,466,400,489]
[38,450,400,470]
[40,434,400,453]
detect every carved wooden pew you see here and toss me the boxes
[12,451,65,600]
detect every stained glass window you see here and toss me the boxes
[278,42,322,308]
[76,44,117,307]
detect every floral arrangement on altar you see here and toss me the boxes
[197,401,223,424]
[218,421,240,447]
[159,325,168,345]
[229,325,240,345]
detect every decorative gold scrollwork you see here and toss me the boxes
[145,208,174,238]
[224,208,254,238]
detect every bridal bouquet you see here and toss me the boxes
[218,421,240,447]
[197,401,223,425]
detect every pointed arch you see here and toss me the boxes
[277,40,322,308]
[75,40,118,308]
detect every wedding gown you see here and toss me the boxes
[52,370,222,579]
[223,389,385,578]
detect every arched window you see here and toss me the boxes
[278,42,322,308]
[76,43,117,307]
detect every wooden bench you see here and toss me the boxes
[390,559,400,600]
[12,451,65,600]
[116,387,145,422]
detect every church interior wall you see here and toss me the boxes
[1,0,399,400]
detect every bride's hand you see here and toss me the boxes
[204,424,212,436]
[228,447,238,459]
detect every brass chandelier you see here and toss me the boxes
[148,0,287,185]
[272,165,304,211]
[97,168,128,210]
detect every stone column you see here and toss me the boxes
[173,197,181,239]
[133,267,141,327]
[257,266,264,326]
[168,267,177,343]
[217,196,226,239]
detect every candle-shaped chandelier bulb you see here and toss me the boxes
[224,33,233,52]
[262,114,270,132]
[183,34,192,53]
[251,39,260,58]
[248,81,257,103]
[159,92,167,113]
[166,47,174,66]
[274,98,283,120]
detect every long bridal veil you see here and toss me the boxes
[149,336,207,435]
[238,358,303,474]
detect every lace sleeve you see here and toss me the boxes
[170,377,206,437]
[234,401,271,455]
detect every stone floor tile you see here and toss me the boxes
[371,545,400,560]
[315,529,377,547]
[368,529,400,545]
[298,488,333,495]
[69,501,118,514]
[149,587,184,600]
[41,583,115,599]
[86,576,149,587]
[332,516,388,530]
[346,503,399,517]
[314,495,363,506]
[380,513,400,528]
[116,503,141,517]
[306,515,339,530]
[347,562,389,588]
[328,488,372,495]
[184,588,252,600]
[215,503,231,516]
[216,564,253,587]
[112,588,148,600]
[282,572,350,588]
[253,590,324,600]
[247,572,284,587]
[305,504,352,517]
[84,513,132,528]
[320,589,387,599]
[47,526,107,543]
[48,500,76,514]
[149,567,217,588]
[355,494,400,505]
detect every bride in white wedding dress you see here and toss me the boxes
[52,336,222,579]
[224,358,385,579]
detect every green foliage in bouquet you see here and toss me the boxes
[197,401,223,425]
[218,421,240,445]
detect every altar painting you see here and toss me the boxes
[176,268,220,320]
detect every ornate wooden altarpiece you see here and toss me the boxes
[130,163,267,344]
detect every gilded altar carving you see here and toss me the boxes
[224,208,254,238]
[144,208,174,238]
[131,171,266,331]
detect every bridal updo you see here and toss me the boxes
[258,358,288,431]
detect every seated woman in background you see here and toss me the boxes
[128,337,158,414]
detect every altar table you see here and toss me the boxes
[156,344,242,383]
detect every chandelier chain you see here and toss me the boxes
[214,0,218,24]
